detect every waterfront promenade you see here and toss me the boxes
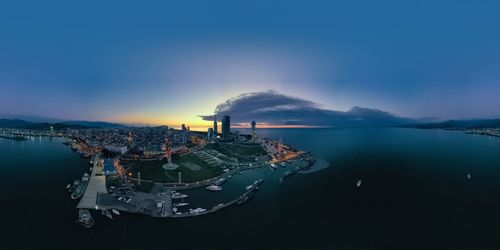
[77,155,107,209]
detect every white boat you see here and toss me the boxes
[171,191,188,199]
[172,207,178,213]
[175,212,182,215]
[467,173,471,179]
[245,179,264,191]
[213,178,226,186]
[223,169,230,173]
[189,208,207,214]
[206,184,222,191]
[111,209,120,215]
[174,202,189,207]
[66,184,71,189]
[356,180,362,187]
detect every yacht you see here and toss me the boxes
[189,208,207,214]
[68,179,80,193]
[245,179,264,191]
[171,191,188,199]
[213,178,226,186]
[173,202,189,207]
[206,184,222,191]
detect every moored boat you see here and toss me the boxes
[77,209,94,228]
[206,184,222,191]
[171,191,188,199]
[173,202,189,207]
[71,173,90,200]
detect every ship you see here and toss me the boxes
[77,209,94,228]
[173,202,189,207]
[68,179,80,193]
[206,184,222,191]
[71,173,90,200]
[171,191,188,199]
[213,178,226,186]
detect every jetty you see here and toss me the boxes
[77,155,107,209]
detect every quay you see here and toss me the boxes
[170,179,263,218]
[77,155,107,209]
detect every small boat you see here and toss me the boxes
[206,184,222,191]
[467,173,471,179]
[173,202,189,207]
[171,191,188,199]
[356,180,362,187]
[101,210,113,220]
[172,207,178,213]
[66,184,71,190]
[89,167,93,171]
[213,178,226,186]
[189,208,207,214]
[68,179,80,193]
[223,169,230,173]
[245,179,264,191]
[77,209,94,228]
[111,209,120,215]
[174,212,183,215]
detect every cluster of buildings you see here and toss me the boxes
[206,115,257,142]
[68,125,201,159]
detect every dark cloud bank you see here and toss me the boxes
[200,90,414,127]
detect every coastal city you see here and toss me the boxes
[1,116,325,228]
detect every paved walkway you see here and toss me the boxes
[77,155,108,209]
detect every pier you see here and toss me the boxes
[77,155,108,209]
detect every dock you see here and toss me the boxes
[77,155,108,209]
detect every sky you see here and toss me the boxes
[1,0,500,129]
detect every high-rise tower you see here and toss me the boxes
[213,116,218,138]
[251,120,256,140]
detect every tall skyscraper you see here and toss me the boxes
[222,115,230,139]
[207,128,213,140]
[213,116,218,138]
[251,120,256,140]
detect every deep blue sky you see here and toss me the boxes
[1,0,500,125]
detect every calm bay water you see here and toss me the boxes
[1,128,500,249]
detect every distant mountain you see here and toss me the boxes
[0,114,63,123]
[0,119,125,129]
[0,119,34,128]
[60,120,125,128]
[400,119,500,129]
